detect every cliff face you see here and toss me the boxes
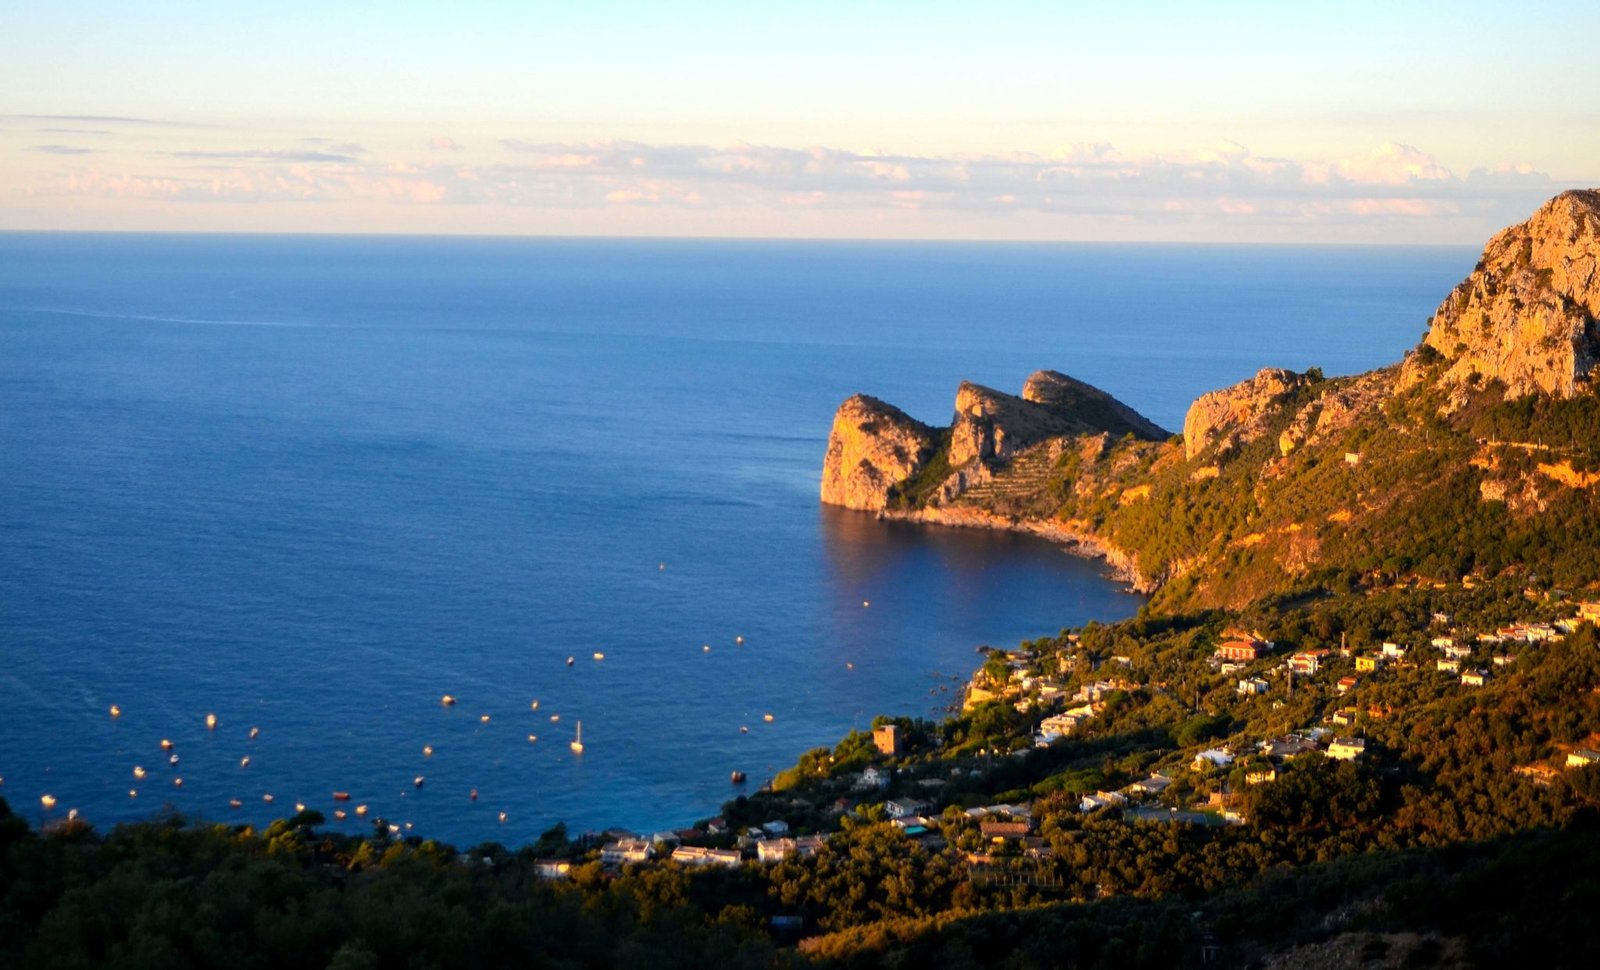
[819,189,1600,610]
[821,371,1167,512]
[819,395,938,511]
[952,381,1071,467]
[1422,190,1600,401]
[1022,370,1169,440]
[1182,368,1310,460]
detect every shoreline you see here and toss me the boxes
[864,504,1157,595]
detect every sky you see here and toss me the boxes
[2,0,1597,242]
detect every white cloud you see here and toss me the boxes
[22,136,1564,237]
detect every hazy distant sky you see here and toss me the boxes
[2,0,1596,241]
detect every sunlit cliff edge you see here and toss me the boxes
[821,190,1600,609]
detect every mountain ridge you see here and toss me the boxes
[821,190,1600,609]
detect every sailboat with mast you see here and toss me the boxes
[570,720,584,754]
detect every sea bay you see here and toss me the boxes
[0,233,1472,846]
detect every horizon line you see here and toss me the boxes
[0,227,1480,249]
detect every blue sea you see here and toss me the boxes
[0,233,1473,846]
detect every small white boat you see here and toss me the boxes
[239,756,250,768]
[592,652,605,661]
[479,714,491,723]
[109,704,121,718]
[205,713,217,730]
[40,794,56,810]
[423,745,433,757]
[570,721,584,754]
[530,700,540,711]
[249,727,260,740]
[133,766,147,780]
[441,694,456,706]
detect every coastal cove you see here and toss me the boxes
[0,234,1472,845]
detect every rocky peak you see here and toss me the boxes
[1182,367,1310,460]
[1422,189,1600,401]
[948,374,1169,469]
[1022,370,1170,440]
[950,381,1063,467]
[819,394,939,511]
[821,371,1166,511]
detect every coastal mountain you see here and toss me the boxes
[1417,188,1600,403]
[820,372,1169,512]
[822,190,1600,609]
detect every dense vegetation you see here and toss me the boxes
[8,576,1600,967]
[954,360,1600,612]
[13,329,1600,965]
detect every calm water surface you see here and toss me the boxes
[0,234,1472,844]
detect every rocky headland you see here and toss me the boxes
[821,190,1600,608]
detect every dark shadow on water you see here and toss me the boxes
[817,505,1143,655]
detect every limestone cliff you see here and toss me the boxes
[821,371,1167,512]
[1182,368,1311,460]
[948,372,1169,468]
[1421,189,1600,402]
[819,189,1600,611]
[819,395,938,511]
[1022,370,1169,440]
